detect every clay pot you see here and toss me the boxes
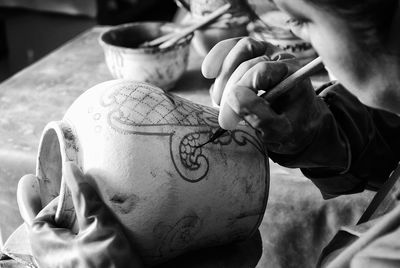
[250,11,316,61]
[192,16,249,56]
[99,22,193,90]
[178,0,250,56]
[36,80,269,266]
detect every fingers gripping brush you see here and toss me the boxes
[197,56,323,148]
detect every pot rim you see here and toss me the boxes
[36,121,79,229]
[98,21,194,54]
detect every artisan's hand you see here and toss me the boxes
[202,37,326,155]
[17,162,144,268]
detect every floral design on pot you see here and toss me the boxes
[36,80,269,266]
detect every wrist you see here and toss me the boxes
[268,98,349,171]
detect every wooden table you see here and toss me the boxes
[0,26,373,268]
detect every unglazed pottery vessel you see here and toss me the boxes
[192,16,249,56]
[179,0,250,56]
[36,80,269,266]
[189,0,243,17]
[250,10,317,61]
[99,22,192,90]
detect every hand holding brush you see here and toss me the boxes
[200,38,328,155]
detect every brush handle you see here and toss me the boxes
[219,56,323,130]
[143,3,231,48]
[143,32,177,48]
[159,3,231,49]
[262,56,323,102]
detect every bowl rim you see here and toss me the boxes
[98,21,193,54]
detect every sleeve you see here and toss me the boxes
[268,82,400,198]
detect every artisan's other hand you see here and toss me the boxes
[17,162,143,268]
[202,37,327,155]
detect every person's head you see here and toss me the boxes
[274,0,400,114]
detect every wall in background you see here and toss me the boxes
[0,9,95,82]
[0,1,178,82]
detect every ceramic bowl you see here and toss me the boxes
[99,22,193,90]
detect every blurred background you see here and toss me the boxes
[0,0,317,83]
[0,0,179,82]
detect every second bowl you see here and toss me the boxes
[99,22,193,90]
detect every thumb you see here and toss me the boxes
[17,175,42,226]
[240,61,289,92]
[63,162,113,231]
[202,37,242,79]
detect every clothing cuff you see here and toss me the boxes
[268,97,349,172]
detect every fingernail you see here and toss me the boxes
[271,52,296,61]
[261,55,270,61]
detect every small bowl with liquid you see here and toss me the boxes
[99,22,193,90]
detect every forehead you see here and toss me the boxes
[274,0,348,29]
[274,0,309,12]
[273,0,323,19]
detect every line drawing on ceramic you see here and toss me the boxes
[99,81,266,183]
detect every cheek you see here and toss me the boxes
[352,87,400,115]
[308,29,368,93]
[310,32,399,113]
[344,86,377,108]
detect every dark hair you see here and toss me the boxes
[306,0,398,53]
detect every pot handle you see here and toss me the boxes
[36,121,79,231]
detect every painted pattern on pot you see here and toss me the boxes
[36,80,269,266]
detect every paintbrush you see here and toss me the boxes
[141,3,231,49]
[197,56,324,148]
